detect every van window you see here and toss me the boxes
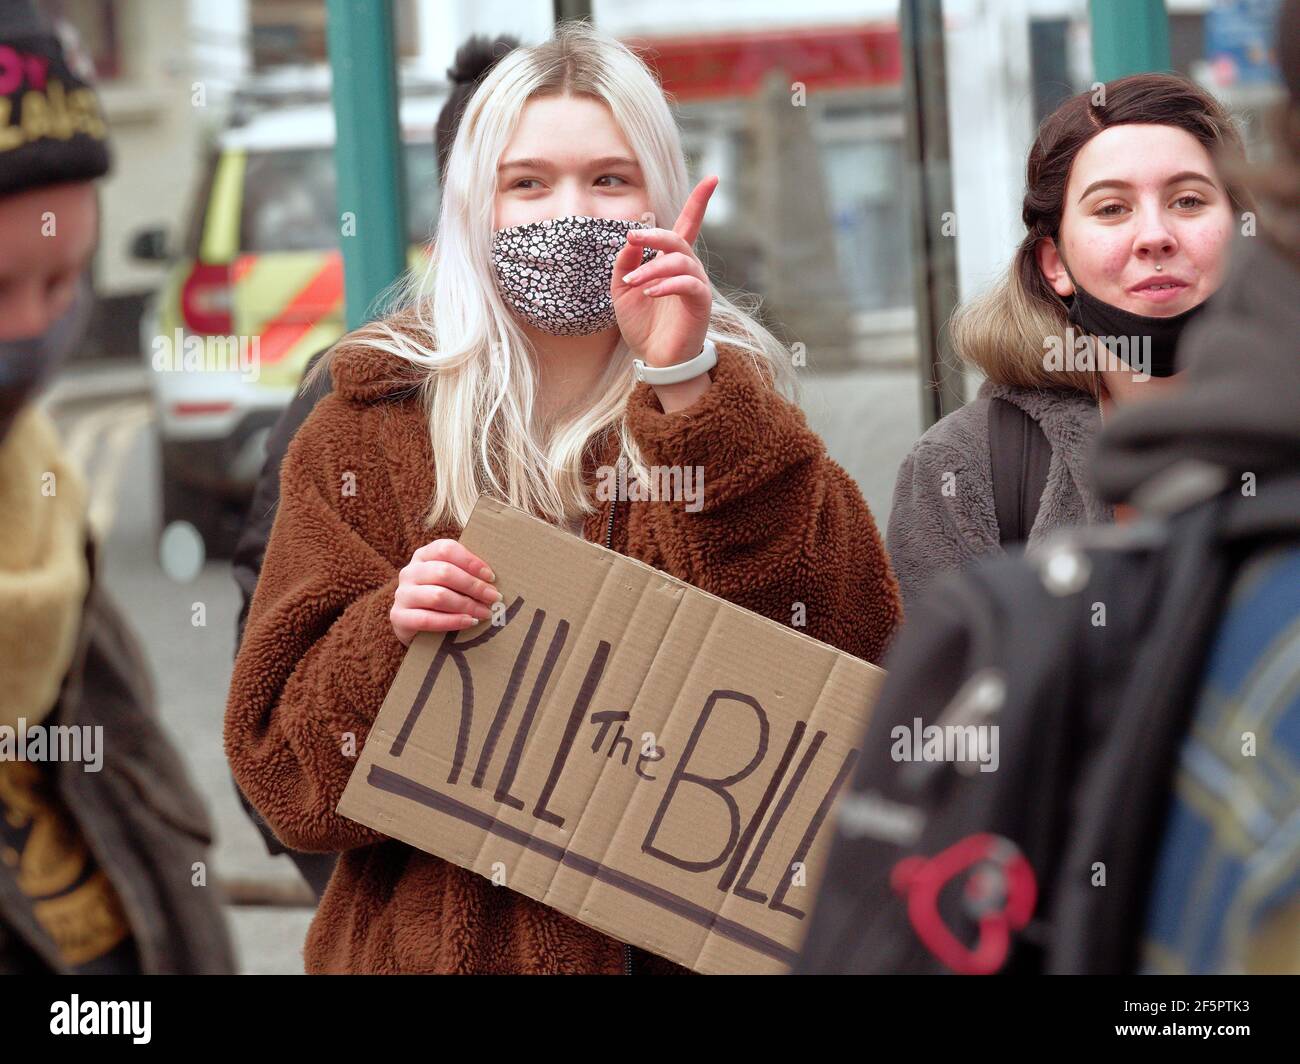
[239,142,440,253]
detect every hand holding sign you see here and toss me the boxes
[390,539,501,646]
[611,176,718,371]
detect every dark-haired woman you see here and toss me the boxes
[887,73,1249,613]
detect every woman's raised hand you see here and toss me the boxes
[390,539,501,647]
[611,175,718,370]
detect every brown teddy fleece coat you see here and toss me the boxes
[224,323,902,975]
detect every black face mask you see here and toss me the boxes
[0,279,92,447]
[1064,274,1209,379]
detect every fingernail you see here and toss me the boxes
[622,271,638,284]
[481,566,496,581]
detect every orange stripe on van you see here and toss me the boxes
[257,252,345,365]
[231,255,258,283]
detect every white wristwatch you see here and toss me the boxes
[633,338,718,385]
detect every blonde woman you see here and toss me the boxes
[225,22,901,975]
[887,74,1248,614]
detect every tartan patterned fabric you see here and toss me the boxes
[1141,546,1300,974]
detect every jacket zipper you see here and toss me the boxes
[605,490,634,976]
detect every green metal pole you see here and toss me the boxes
[901,0,964,429]
[326,0,407,330]
[553,0,592,21]
[1089,0,1172,81]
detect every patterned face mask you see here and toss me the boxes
[491,215,656,336]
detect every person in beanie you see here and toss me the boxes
[0,0,234,974]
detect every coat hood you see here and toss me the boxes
[326,308,430,403]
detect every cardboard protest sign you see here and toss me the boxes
[337,496,885,974]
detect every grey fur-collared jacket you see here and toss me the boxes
[886,380,1114,615]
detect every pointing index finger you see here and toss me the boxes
[672,175,719,246]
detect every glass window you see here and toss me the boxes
[240,143,439,253]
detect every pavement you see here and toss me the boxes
[39,355,927,974]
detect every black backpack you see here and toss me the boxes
[795,472,1300,974]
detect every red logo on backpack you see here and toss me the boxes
[891,833,1037,974]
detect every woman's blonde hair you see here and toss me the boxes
[310,20,796,530]
[953,73,1251,396]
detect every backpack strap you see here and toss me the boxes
[988,396,1052,546]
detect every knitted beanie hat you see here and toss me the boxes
[0,0,111,198]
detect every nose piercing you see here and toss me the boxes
[1155,264,1163,272]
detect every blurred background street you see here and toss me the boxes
[22,0,1283,973]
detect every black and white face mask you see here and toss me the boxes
[491,215,656,336]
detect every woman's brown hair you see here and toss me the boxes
[953,73,1251,396]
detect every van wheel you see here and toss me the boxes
[159,444,244,560]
